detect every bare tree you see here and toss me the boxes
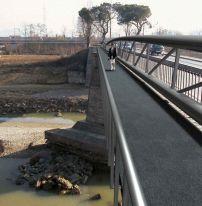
[78,8,93,47]
[91,3,112,43]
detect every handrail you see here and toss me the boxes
[129,51,202,74]
[117,56,202,124]
[105,35,202,119]
[97,47,147,206]
[107,35,202,52]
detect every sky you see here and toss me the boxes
[0,0,202,36]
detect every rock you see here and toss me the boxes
[18,165,26,173]
[16,149,93,196]
[29,167,39,174]
[55,176,72,190]
[81,175,88,184]
[29,179,37,187]
[29,156,40,166]
[55,111,63,117]
[59,189,68,195]
[55,156,63,163]
[15,176,25,185]
[35,180,42,189]
[69,174,82,184]
[39,158,46,164]
[42,180,54,191]
[30,151,51,165]
[89,193,101,201]
[44,173,53,179]
[71,185,81,195]
[23,173,31,181]
[42,180,46,185]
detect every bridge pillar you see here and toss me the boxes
[86,49,104,125]
[45,47,106,163]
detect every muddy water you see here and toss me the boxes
[0,158,114,206]
[0,112,86,123]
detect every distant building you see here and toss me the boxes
[0,44,6,54]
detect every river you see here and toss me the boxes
[0,158,113,206]
[0,112,114,206]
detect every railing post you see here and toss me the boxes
[114,142,120,206]
[145,44,150,73]
[133,42,136,65]
[118,41,122,56]
[121,41,127,58]
[171,49,180,89]
[110,121,115,188]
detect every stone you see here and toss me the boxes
[71,185,81,195]
[18,165,26,173]
[89,193,102,201]
[69,173,82,184]
[15,176,25,185]
[44,173,53,179]
[29,179,37,187]
[81,175,88,184]
[16,149,94,196]
[35,180,42,189]
[55,156,63,163]
[30,151,52,166]
[39,158,46,164]
[55,111,63,117]
[42,180,54,191]
[29,156,40,166]
[56,176,72,190]
[59,189,68,195]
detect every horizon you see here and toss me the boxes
[0,0,202,37]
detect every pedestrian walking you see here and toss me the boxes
[108,43,117,71]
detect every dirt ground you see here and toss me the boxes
[0,120,73,157]
[0,55,61,65]
[0,84,88,99]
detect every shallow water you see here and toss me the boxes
[0,158,113,206]
[0,117,74,125]
[0,112,86,123]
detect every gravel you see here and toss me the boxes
[0,120,74,157]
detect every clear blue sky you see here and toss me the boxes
[0,0,202,36]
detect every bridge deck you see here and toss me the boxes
[99,49,202,206]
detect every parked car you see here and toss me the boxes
[150,44,164,55]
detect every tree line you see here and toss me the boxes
[78,3,151,47]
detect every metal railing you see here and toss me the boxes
[97,48,147,206]
[107,36,202,104]
[106,36,202,124]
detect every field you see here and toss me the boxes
[0,51,88,115]
[0,55,61,65]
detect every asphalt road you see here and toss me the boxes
[158,54,202,69]
[135,48,202,69]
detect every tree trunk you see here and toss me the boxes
[101,33,106,44]
[86,36,90,48]
[136,29,142,35]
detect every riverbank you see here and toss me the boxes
[0,114,113,206]
[0,84,88,115]
[0,157,113,206]
[0,112,86,157]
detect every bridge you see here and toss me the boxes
[45,36,201,206]
[96,36,201,206]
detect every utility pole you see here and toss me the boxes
[43,0,47,26]
[43,0,48,36]
[110,0,113,39]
